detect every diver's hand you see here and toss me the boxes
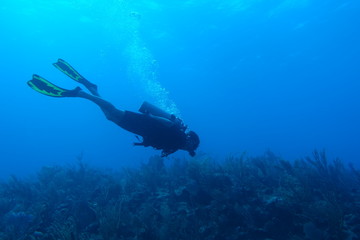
[161,149,176,157]
[161,151,169,157]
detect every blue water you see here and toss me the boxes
[0,0,359,178]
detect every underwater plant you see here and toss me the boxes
[0,151,359,240]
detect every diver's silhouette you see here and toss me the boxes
[27,59,200,157]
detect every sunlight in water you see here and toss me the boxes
[8,0,181,116]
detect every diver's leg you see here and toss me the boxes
[53,59,100,97]
[81,79,100,97]
[77,90,124,124]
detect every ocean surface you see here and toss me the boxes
[0,0,359,178]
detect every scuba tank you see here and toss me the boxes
[139,101,172,120]
[139,101,187,131]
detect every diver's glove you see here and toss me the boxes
[161,149,176,157]
[133,136,149,147]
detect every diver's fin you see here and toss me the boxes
[53,58,87,83]
[27,74,81,97]
[53,59,99,96]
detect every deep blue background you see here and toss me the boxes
[0,0,359,178]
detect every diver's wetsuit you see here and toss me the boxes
[73,89,188,157]
[119,111,187,157]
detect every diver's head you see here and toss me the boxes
[185,131,200,157]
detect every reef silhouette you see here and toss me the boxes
[1,150,359,240]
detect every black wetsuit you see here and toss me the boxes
[118,111,187,156]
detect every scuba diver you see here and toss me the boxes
[27,59,200,157]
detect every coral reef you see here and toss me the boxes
[0,150,359,240]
